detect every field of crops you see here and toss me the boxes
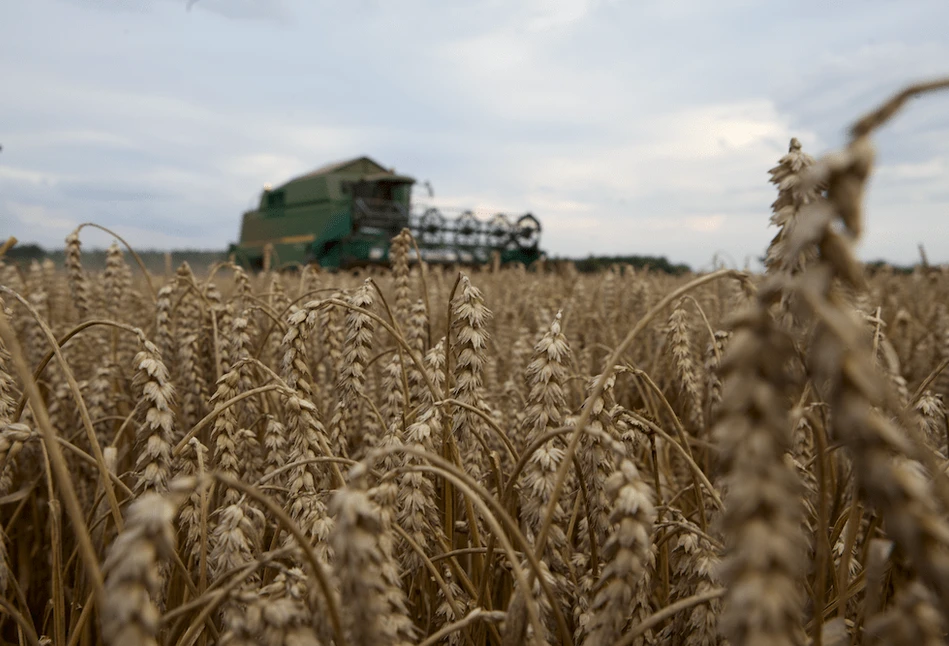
[1,82,949,646]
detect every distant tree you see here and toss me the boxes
[562,254,691,275]
[5,244,45,263]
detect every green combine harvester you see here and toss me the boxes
[229,156,543,270]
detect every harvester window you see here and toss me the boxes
[351,181,396,202]
[352,181,373,200]
[266,191,286,208]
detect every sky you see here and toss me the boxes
[1,0,948,269]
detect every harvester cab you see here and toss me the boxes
[228,156,542,270]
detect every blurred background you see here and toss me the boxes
[1,0,947,271]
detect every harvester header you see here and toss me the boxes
[229,155,542,270]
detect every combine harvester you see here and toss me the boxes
[229,156,543,270]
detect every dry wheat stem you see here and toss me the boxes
[73,223,157,301]
[614,587,726,646]
[210,471,347,646]
[172,384,283,455]
[369,444,564,643]
[418,608,507,646]
[533,269,746,559]
[0,286,125,525]
[0,595,41,646]
[13,318,147,420]
[299,297,441,407]
[0,309,106,604]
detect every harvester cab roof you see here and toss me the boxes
[229,155,542,271]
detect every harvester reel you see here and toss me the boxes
[454,211,480,247]
[514,213,541,249]
[488,213,512,245]
[419,208,447,245]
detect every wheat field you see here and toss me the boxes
[0,80,948,646]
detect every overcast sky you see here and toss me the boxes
[2,0,948,268]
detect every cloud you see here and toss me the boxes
[774,40,949,147]
[57,182,173,203]
[178,0,293,22]
[5,130,137,151]
[58,0,292,21]
[685,215,726,232]
[0,166,64,186]
[524,0,604,32]
[637,101,806,160]
[5,201,78,232]
[221,153,311,187]
[57,0,150,15]
[877,158,947,181]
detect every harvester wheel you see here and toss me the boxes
[419,208,446,245]
[454,211,480,247]
[514,214,541,249]
[488,213,513,246]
